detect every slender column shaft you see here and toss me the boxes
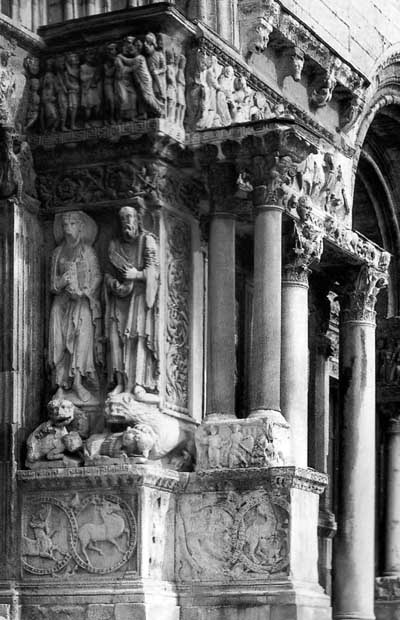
[63,0,74,19]
[206,213,236,419]
[249,205,283,415]
[385,417,400,575]
[217,0,231,41]
[86,0,97,15]
[334,318,376,620]
[281,271,309,466]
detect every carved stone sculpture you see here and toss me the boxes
[175,53,186,126]
[116,36,163,121]
[54,55,68,132]
[144,32,167,106]
[64,52,80,130]
[103,42,118,124]
[0,50,15,126]
[25,399,83,469]
[48,211,102,404]
[80,48,102,127]
[24,56,40,131]
[104,202,159,402]
[40,59,58,132]
[0,128,23,201]
[310,70,336,108]
[84,392,191,467]
[283,46,304,81]
[165,49,177,122]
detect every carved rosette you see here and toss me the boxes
[164,212,191,414]
[340,265,389,325]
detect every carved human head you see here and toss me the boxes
[61,211,83,243]
[62,431,83,452]
[144,32,157,55]
[119,206,140,240]
[297,195,312,222]
[0,50,11,67]
[285,46,304,81]
[122,36,136,57]
[222,65,234,79]
[85,47,97,65]
[24,55,40,76]
[55,54,66,72]
[66,52,79,66]
[30,78,40,92]
[165,49,175,65]
[106,42,118,59]
[47,399,75,426]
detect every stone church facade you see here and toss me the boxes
[0,1,400,619]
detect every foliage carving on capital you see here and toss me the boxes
[340,265,389,324]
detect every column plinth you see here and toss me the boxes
[334,265,388,620]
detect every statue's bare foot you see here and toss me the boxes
[133,386,159,404]
[109,384,124,397]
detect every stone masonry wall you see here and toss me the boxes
[280,0,400,77]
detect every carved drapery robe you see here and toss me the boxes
[48,243,102,389]
[105,233,159,392]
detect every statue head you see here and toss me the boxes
[122,36,135,57]
[54,210,98,246]
[284,46,304,81]
[24,55,40,76]
[61,211,83,244]
[144,32,157,56]
[66,52,79,67]
[119,206,140,240]
[55,54,65,72]
[84,47,97,65]
[47,399,75,427]
[106,42,118,59]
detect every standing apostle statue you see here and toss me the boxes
[104,202,159,403]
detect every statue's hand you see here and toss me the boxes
[120,266,140,281]
[59,271,71,288]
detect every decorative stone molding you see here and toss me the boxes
[164,211,191,414]
[340,265,389,324]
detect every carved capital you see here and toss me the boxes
[282,219,323,284]
[246,128,318,208]
[340,265,388,324]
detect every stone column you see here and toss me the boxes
[249,196,283,417]
[281,218,323,466]
[206,211,236,420]
[385,413,400,576]
[334,265,388,620]
[87,0,97,15]
[63,0,74,20]
[217,0,231,41]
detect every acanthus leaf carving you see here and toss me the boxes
[340,265,389,324]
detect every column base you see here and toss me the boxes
[195,413,290,470]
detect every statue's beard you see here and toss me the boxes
[122,226,138,239]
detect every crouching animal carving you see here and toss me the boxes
[84,392,191,467]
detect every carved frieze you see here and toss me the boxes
[22,493,137,576]
[195,418,288,471]
[164,212,191,414]
[376,576,400,600]
[176,489,289,581]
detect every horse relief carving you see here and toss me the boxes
[22,494,137,575]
